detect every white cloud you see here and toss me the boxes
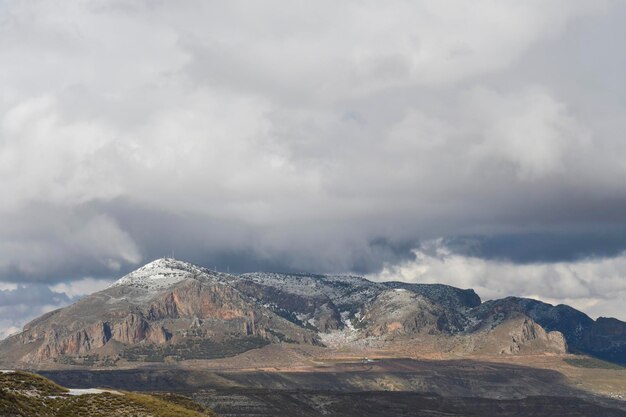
[0,324,21,340]
[370,239,626,321]
[0,0,624,321]
[49,278,114,298]
[0,210,140,280]
[467,86,591,180]
[178,0,610,98]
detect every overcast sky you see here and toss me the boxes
[1,0,626,338]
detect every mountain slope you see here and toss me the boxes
[234,271,569,357]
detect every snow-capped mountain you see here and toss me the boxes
[109,258,229,290]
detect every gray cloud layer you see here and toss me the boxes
[1,0,626,333]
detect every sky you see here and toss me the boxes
[1,0,626,338]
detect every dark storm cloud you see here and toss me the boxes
[444,230,626,264]
[1,0,626,332]
[94,200,420,275]
[0,202,139,283]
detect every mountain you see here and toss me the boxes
[0,259,318,366]
[474,297,626,364]
[0,258,624,367]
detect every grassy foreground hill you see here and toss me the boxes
[0,370,218,417]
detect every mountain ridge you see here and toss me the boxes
[0,258,624,367]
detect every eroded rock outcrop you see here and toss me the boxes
[360,289,466,338]
[463,315,567,356]
[33,321,111,361]
[148,281,250,320]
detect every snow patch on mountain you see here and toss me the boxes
[67,388,122,396]
[318,311,363,347]
[238,272,382,310]
[109,258,225,291]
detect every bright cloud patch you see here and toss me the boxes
[371,240,626,321]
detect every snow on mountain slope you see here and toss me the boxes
[237,272,381,309]
[110,258,227,291]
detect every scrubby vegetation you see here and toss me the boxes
[121,337,269,362]
[0,371,68,396]
[564,357,625,370]
[0,371,218,417]
[57,354,119,367]
[150,392,219,415]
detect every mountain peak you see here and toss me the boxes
[109,257,214,290]
[142,257,190,269]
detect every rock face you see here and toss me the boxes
[462,315,567,356]
[0,258,624,367]
[473,298,626,364]
[358,289,465,337]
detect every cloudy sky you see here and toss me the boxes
[1,0,626,338]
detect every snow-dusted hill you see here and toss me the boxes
[110,258,228,291]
